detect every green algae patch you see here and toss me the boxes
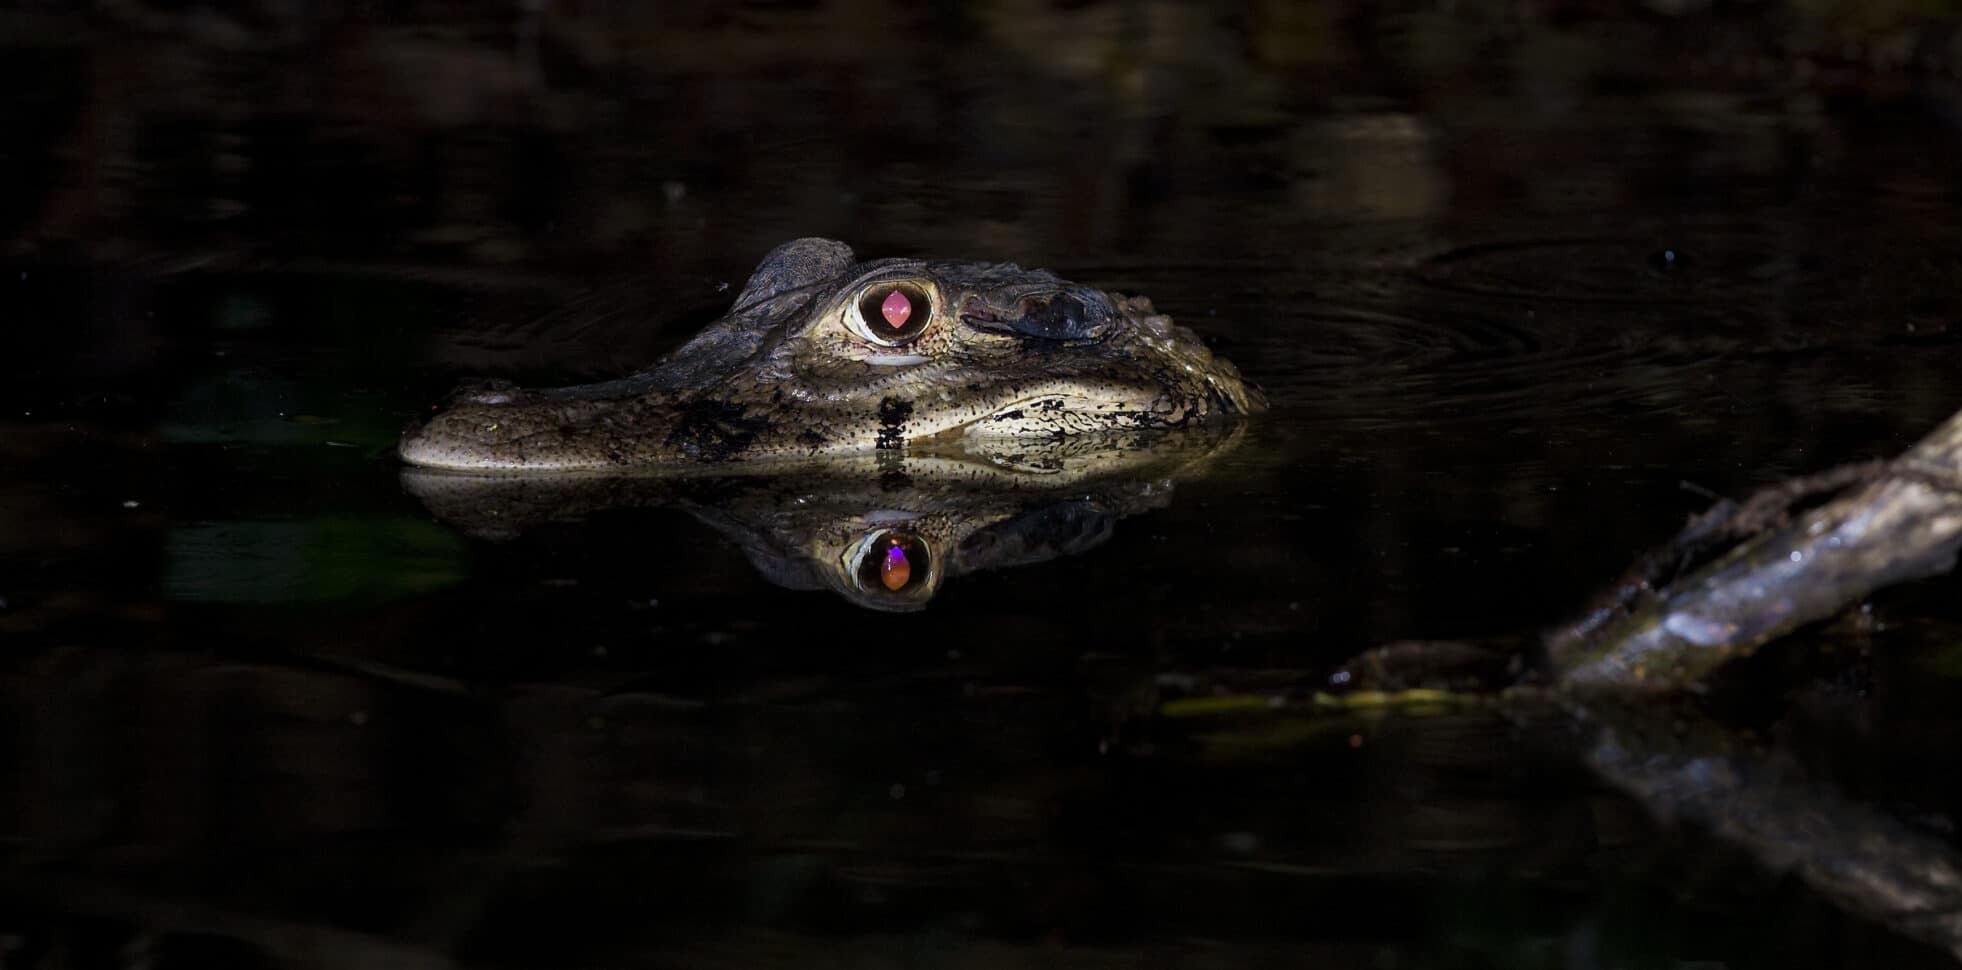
[164,516,467,606]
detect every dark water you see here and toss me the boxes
[7,2,1962,967]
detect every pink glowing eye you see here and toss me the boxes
[856,283,932,344]
[880,289,912,328]
[880,543,912,591]
[857,530,930,594]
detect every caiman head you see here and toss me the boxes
[398,237,1264,471]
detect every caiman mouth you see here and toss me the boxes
[958,388,1173,440]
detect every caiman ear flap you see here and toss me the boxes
[731,237,856,314]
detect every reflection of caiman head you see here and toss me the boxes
[400,423,1245,611]
[399,238,1262,471]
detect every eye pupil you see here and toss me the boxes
[880,289,913,328]
[880,543,912,590]
[858,283,931,344]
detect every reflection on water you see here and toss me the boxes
[401,424,1243,611]
[1572,695,1962,959]
[6,0,1962,967]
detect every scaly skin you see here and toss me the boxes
[398,238,1263,471]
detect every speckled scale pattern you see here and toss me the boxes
[399,238,1263,471]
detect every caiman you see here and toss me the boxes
[398,238,1262,470]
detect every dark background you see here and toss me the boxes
[5,1,1962,967]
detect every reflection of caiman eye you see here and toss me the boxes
[851,282,933,346]
[853,529,931,594]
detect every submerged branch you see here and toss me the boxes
[1177,407,1962,960]
[1547,409,1962,688]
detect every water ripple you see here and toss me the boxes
[1248,299,1736,427]
[1414,235,1787,306]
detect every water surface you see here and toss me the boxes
[6,3,1962,967]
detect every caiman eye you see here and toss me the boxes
[851,529,931,594]
[852,282,933,346]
